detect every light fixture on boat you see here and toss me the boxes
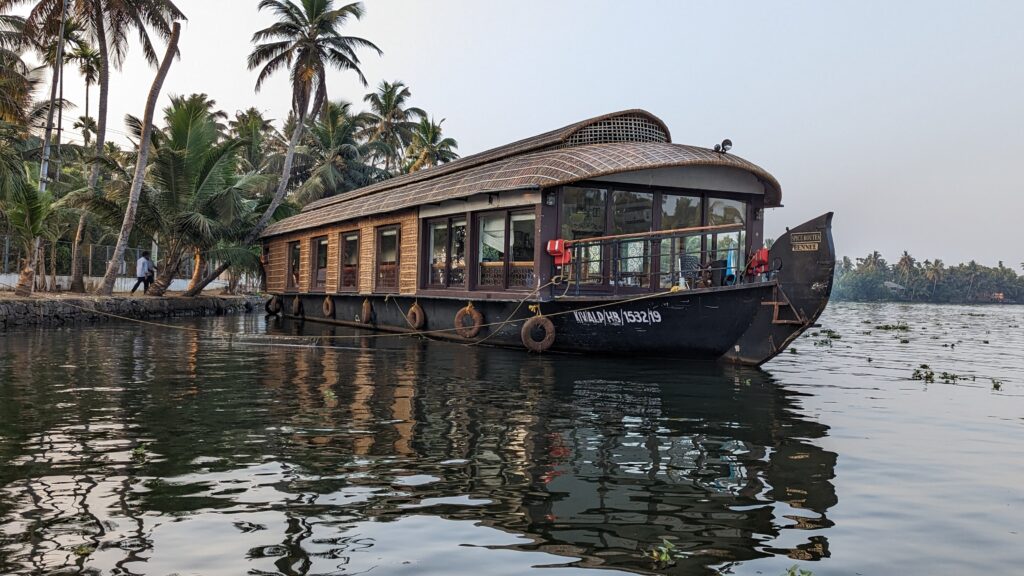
[714,139,733,153]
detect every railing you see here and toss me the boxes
[554,224,769,297]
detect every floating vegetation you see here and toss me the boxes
[647,539,678,567]
[789,347,798,354]
[992,378,1003,391]
[982,340,989,344]
[131,444,148,461]
[821,329,842,339]
[876,322,911,331]
[784,566,815,576]
[73,545,95,557]
[940,372,962,384]
[899,338,910,344]
[912,364,935,383]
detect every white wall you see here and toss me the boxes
[0,273,228,293]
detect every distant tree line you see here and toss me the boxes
[833,251,1024,304]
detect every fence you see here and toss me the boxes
[0,235,257,293]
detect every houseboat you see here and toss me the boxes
[260,110,834,365]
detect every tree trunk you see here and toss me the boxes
[186,247,205,292]
[73,0,110,293]
[14,258,33,297]
[50,241,57,291]
[147,255,181,297]
[36,242,47,291]
[95,23,180,296]
[183,111,308,297]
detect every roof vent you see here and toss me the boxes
[560,114,669,148]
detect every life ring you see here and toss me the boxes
[360,298,373,324]
[322,296,334,318]
[292,295,304,317]
[454,303,484,338]
[407,302,426,330]
[265,296,282,315]
[521,316,556,352]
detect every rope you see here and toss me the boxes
[0,279,680,348]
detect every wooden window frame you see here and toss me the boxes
[309,235,329,292]
[337,230,359,293]
[286,240,301,292]
[471,208,537,291]
[375,225,401,293]
[423,215,469,289]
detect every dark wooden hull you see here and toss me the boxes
[272,213,835,366]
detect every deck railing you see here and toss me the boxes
[553,224,770,296]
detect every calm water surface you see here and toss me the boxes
[0,302,1022,575]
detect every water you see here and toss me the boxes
[0,302,1021,575]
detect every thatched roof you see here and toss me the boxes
[262,110,781,238]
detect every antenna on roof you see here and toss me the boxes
[713,139,733,154]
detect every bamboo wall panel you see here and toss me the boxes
[264,209,419,295]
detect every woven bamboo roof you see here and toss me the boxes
[262,110,781,238]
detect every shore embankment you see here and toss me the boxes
[0,294,263,328]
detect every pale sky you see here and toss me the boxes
[26,0,1024,267]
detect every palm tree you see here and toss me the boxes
[0,14,37,127]
[361,79,425,173]
[69,42,98,124]
[405,117,458,173]
[0,163,53,295]
[896,250,915,285]
[292,99,381,206]
[924,259,944,295]
[72,113,93,146]
[230,107,278,173]
[185,0,380,297]
[246,0,380,236]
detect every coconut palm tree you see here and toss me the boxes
[230,107,279,174]
[69,42,98,120]
[246,0,380,237]
[292,99,381,206]
[896,250,915,285]
[72,113,93,146]
[924,259,944,296]
[0,163,53,295]
[405,117,458,173]
[361,79,425,173]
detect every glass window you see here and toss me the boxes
[708,198,746,226]
[560,187,607,240]
[450,218,467,287]
[478,213,506,287]
[660,235,703,289]
[612,190,653,234]
[561,187,607,285]
[287,241,300,289]
[339,232,358,291]
[661,194,702,229]
[428,220,449,285]
[311,236,328,289]
[509,212,535,288]
[376,227,399,292]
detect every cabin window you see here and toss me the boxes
[561,187,608,285]
[339,231,359,291]
[476,210,536,290]
[613,190,654,287]
[287,241,301,290]
[426,217,467,288]
[376,226,400,292]
[659,194,703,288]
[509,213,536,288]
[707,198,747,284]
[477,213,506,288]
[311,236,328,290]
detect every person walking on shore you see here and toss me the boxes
[131,252,155,295]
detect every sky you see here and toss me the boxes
[22,0,1024,267]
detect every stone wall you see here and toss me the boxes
[0,295,263,328]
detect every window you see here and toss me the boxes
[339,231,359,291]
[660,194,703,288]
[426,217,467,288]
[478,213,506,288]
[311,236,328,290]
[287,241,301,290]
[708,198,746,226]
[561,187,608,285]
[376,226,400,292]
[613,190,653,287]
[476,210,536,290]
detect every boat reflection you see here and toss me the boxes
[0,317,837,575]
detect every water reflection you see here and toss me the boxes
[0,317,836,575]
